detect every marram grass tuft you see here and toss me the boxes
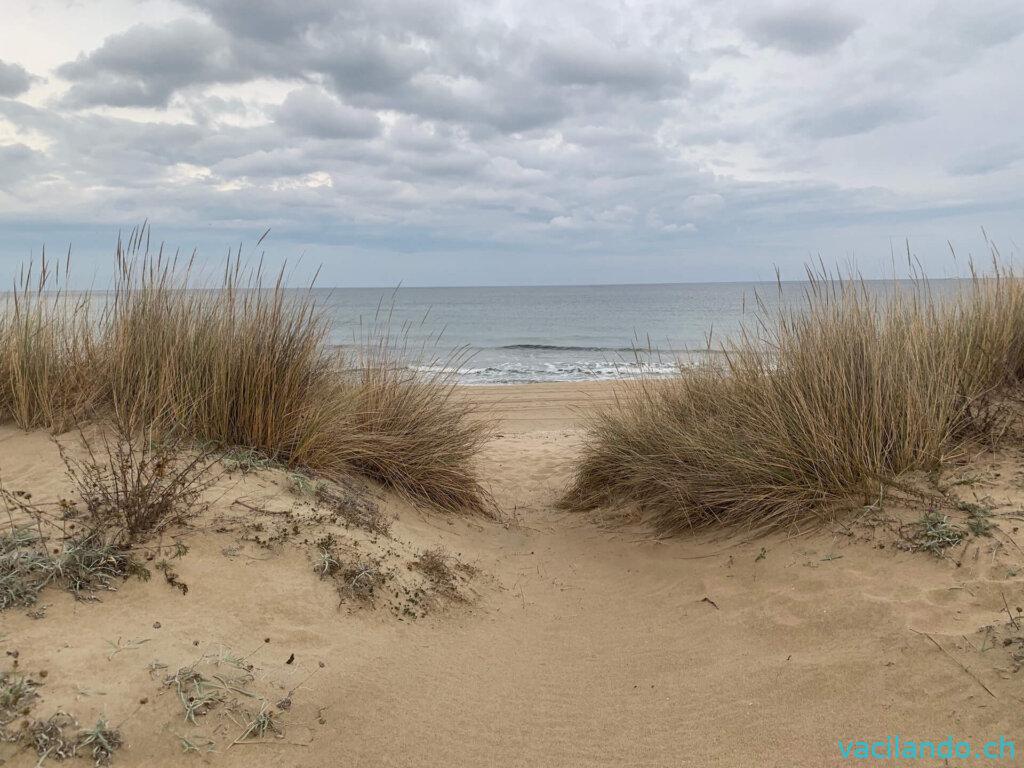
[0,228,492,513]
[563,258,1024,533]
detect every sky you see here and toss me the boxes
[0,0,1022,286]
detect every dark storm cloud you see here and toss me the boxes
[0,60,36,97]
[742,5,861,55]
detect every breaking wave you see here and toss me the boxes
[411,359,688,385]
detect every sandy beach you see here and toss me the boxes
[1,382,1023,766]
[3,0,1020,761]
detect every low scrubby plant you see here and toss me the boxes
[0,670,39,725]
[411,546,468,598]
[58,426,218,546]
[312,534,389,603]
[958,501,995,537]
[21,712,79,762]
[76,717,122,766]
[0,425,210,610]
[1,665,129,766]
[564,258,1024,533]
[0,527,147,611]
[904,510,966,555]
[315,480,391,536]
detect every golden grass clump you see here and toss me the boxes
[317,345,492,513]
[0,229,491,513]
[0,256,99,431]
[563,260,1024,533]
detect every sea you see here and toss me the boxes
[311,281,834,385]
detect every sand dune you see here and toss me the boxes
[2,382,1024,766]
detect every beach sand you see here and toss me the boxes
[2,382,1023,766]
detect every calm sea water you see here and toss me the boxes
[312,280,965,385]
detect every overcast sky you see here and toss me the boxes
[0,0,1021,285]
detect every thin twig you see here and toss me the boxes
[1001,590,1020,631]
[909,628,997,699]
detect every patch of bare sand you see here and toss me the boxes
[3,382,1024,766]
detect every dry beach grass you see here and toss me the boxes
[564,258,1024,532]
[0,229,491,514]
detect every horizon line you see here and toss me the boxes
[304,275,973,290]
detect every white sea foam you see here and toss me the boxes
[411,359,686,385]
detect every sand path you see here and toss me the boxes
[2,383,1023,766]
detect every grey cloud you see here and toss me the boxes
[948,143,1024,175]
[0,143,42,171]
[182,94,252,126]
[57,19,250,108]
[182,0,450,44]
[534,42,687,95]
[213,148,323,179]
[928,0,1024,50]
[3,0,1020,285]
[381,79,568,133]
[0,60,35,97]
[396,149,487,180]
[0,100,276,185]
[51,0,683,134]
[276,88,382,139]
[386,118,459,152]
[793,96,920,139]
[743,6,861,55]
[180,0,337,42]
[317,39,430,96]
